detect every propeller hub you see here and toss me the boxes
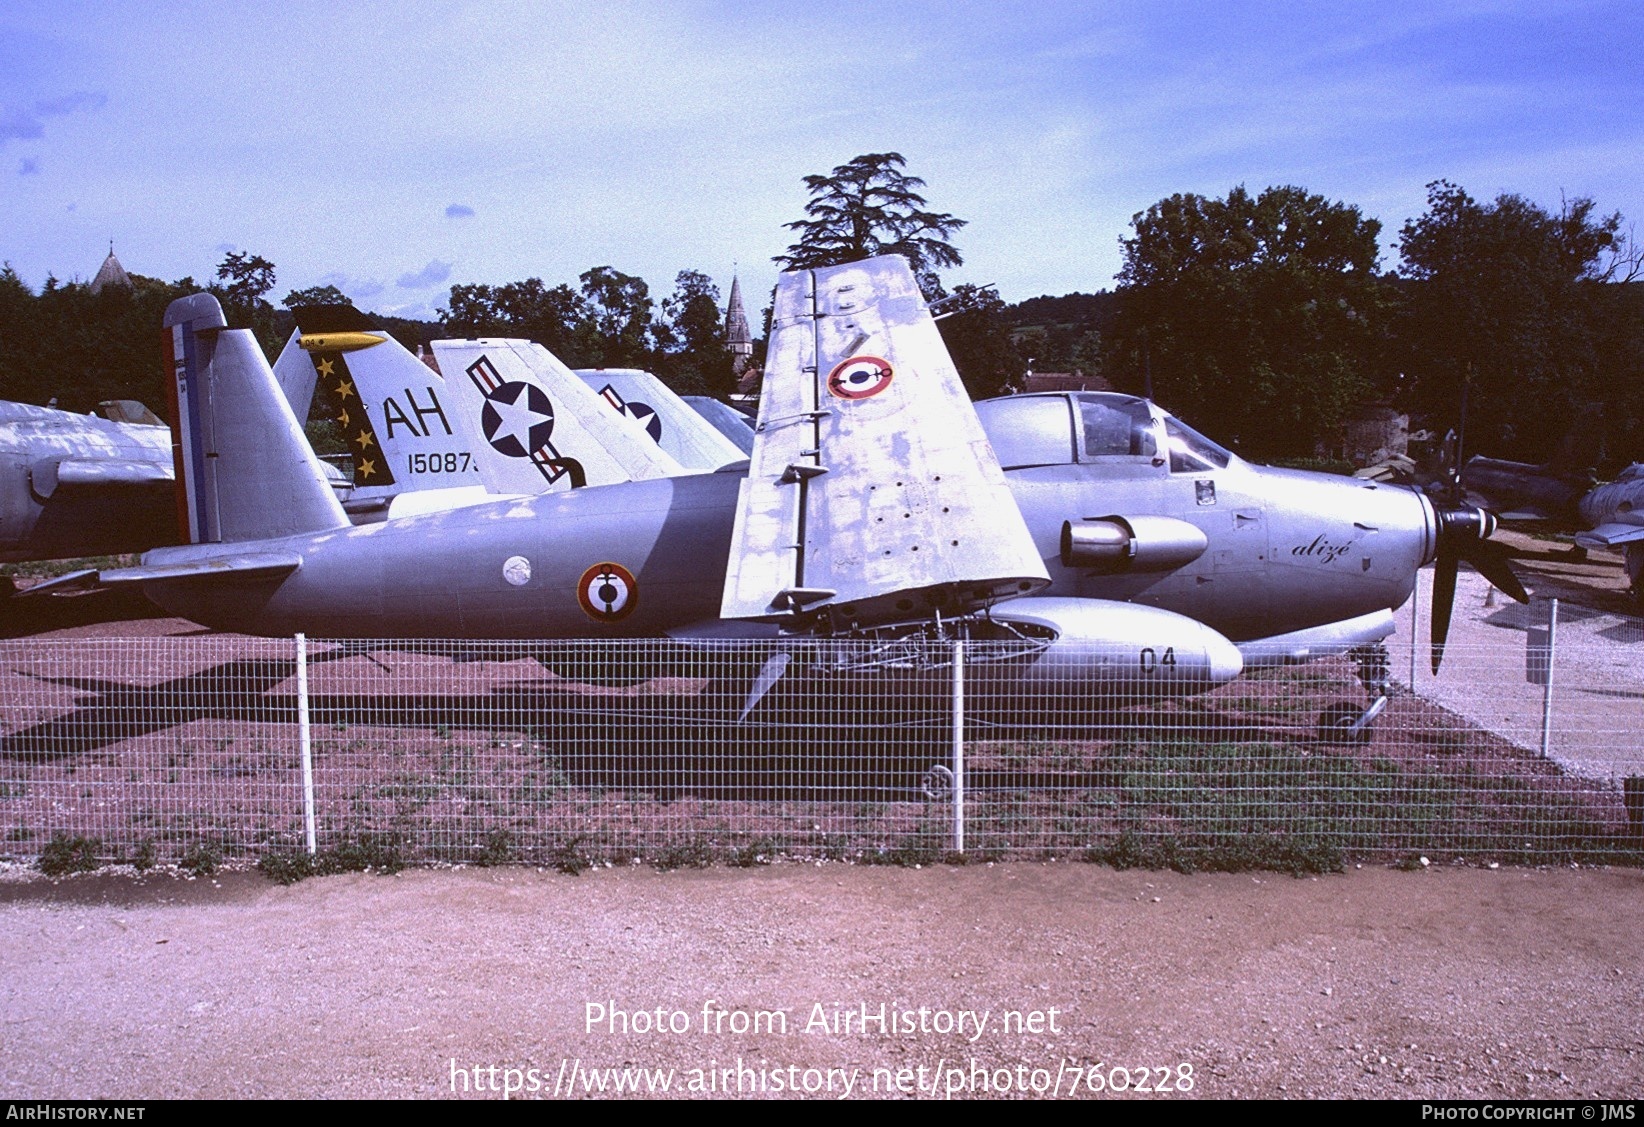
[1435,504,1498,546]
[1427,504,1526,674]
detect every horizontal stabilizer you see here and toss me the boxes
[100,551,302,586]
[15,552,301,597]
[12,569,100,597]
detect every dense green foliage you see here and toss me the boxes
[1394,181,1642,465]
[7,173,1643,467]
[442,267,736,396]
[1104,185,1391,459]
[1099,180,1644,468]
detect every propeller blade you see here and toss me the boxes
[1461,538,1529,604]
[1431,545,1458,674]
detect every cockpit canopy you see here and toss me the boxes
[975,391,1234,474]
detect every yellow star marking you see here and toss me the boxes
[335,379,355,400]
[316,357,336,378]
[355,430,376,451]
[357,458,377,479]
[337,408,351,428]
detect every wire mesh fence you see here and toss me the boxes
[2,612,1641,872]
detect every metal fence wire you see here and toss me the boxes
[2,605,1641,871]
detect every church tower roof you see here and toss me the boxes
[89,243,132,295]
[724,274,752,350]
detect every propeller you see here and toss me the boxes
[1430,505,1529,673]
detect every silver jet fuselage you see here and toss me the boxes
[0,400,175,564]
[140,392,1436,644]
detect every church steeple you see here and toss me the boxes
[724,272,753,376]
[89,241,132,295]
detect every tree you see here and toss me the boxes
[442,278,586,361]
[936,284,1021,400]
[656,270,732,395]
[775,153,966,291]
[575,266,654,369]
[283,284,349,308]
[1105,185,1390,459]
[1394,180,1637,464]
[213,251,279,353]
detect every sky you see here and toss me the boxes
[2,0,1641,321]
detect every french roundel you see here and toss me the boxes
[577,561,638,622]
[826,355,894,400]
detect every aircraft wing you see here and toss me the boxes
[720,255,1048,624]
[55,458,172,486]
[432,339,685,495]
[1575,522,1644,549]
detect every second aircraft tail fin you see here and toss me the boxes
[163,294,350,544]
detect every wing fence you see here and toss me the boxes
[2,605,1640,873]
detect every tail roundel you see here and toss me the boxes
[162,294,349,544]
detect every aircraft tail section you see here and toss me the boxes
[163,294,350,544]
[432,338,684,495]
[574,368,749,471]
[292,305,484,499]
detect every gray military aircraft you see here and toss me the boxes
[1576,464,1644,597]
[0,398,175,573]
[40,257,1524,740]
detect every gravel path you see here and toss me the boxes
[1,863,1641,1100]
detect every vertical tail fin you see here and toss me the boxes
[291,304,485,500]
[431,338,685,496]
[163,294,350,543]
[573,368,749,471]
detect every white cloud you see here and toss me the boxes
[396,260,452,289]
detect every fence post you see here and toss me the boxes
[951,640,964,855]
[1408,579,1420,689]
[296,632,316,856]
[1539,599,1558,760]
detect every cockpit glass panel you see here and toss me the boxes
[1164,416,1232,473]
[1077,397,1157,460]
[974,396,1076,468]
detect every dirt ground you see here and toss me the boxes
[2,535,1642,1101]
[0,863,1641,1100]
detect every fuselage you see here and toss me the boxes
[140,392,1437,644]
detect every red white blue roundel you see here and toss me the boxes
[577,561,638,622]
[826,355,894,400]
